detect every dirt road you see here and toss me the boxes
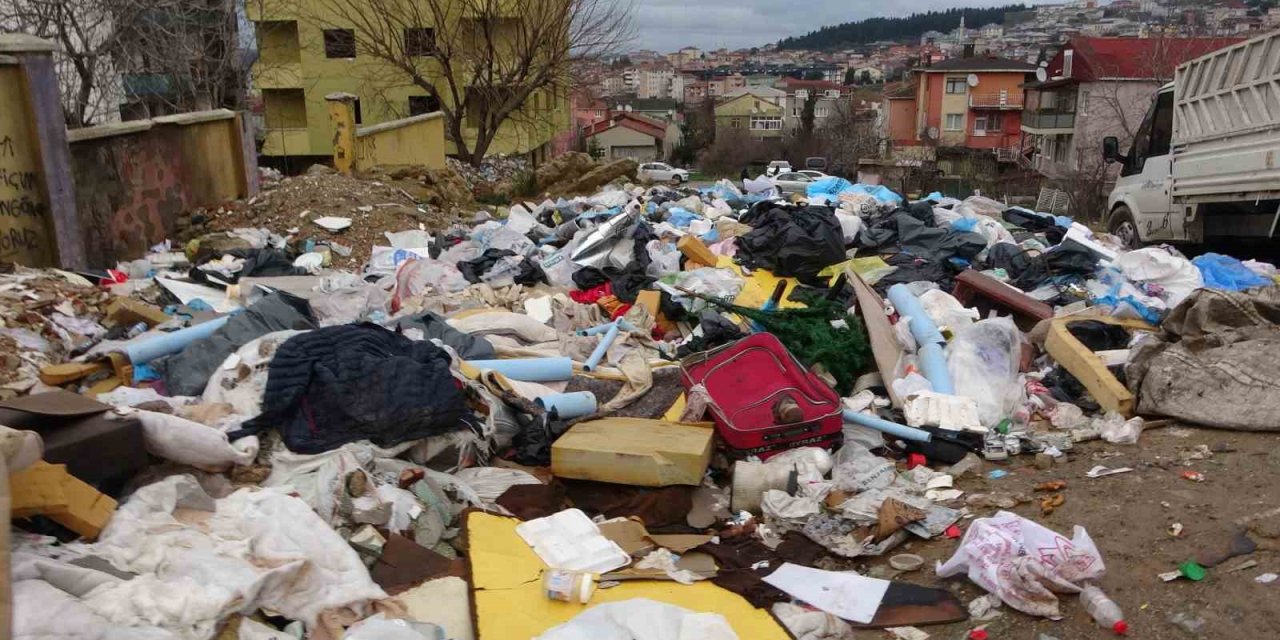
[855,426,1280,639]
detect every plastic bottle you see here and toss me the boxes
[1080,584,1128,635]
[542,569,596,603]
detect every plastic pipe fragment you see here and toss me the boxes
[583,322,620,372]
[576,319,639,336]
[535,391,598,419]
[466,357,573,382]
[885,284,955,394]
[125,315,231,364]
[842,408,933,443]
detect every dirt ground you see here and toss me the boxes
[854,426,1280,639]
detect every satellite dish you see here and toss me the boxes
[966,73,980,87]
[1036,68,1048,82]
[928,126,940,139]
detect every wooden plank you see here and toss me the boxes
[552,418,713,487]
[1044,317,1156,418]
[10,460,116,539]
[677,235,717,266]
[848,268,904,408]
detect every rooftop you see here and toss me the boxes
[923,56,1038,73]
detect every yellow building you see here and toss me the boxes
[248,0,568,164]
[713,93,784,141]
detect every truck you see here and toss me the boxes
[1103,31,1280,248]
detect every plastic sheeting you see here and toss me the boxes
[946,318,1025,427]
[1192,252,1273,291]
[534,598,739,640]
[1112,247,1203,308]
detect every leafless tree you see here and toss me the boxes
[821,99,881,175]
[0,0,122,126]
[298,0,634,166]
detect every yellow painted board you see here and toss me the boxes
[551,418,713,487]
[717,255,808,310]
[1044,316,1156,418]
[10,462,70,518]
[468,511,789,639]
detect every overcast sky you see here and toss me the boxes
[629,0,1050,53]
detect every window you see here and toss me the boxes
[257,21,301,64]
[404,27,435,57]
[750,116,782,130]
[975,113,1002,133]
[323,29,356,58]
[262,89,307,128]
[815,106,829,118]
[945,77,967,94]
[791,107,800,117]
[353,98,362,125]
[825,89,841,98]
[409,95,440,116]
[944,113,964,131]
[795,89,809,99]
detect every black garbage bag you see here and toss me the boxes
[737,204,845,282]
[228,324,471,454]
[896,215,986,263]
[457,248,515,284]
[189,248,307,286]
[1067,319,1131,351]
[392,312,494,360]
[1003,207,1067,245]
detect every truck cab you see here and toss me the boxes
[1104,86,1176,248]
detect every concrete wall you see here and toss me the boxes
[68,110,256,265]
[887,98,918,146]
[0,62,55,266]
[355,112,447,170]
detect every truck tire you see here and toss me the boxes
[1107,206,1141,249]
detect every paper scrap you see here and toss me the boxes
[761,563,890,624]
[1086,465,1134,478]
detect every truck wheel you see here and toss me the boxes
[1107,206,1141,249]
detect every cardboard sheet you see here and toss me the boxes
[467,511,789,639]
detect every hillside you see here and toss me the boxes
[777,5,1027,51]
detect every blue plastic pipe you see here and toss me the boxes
[583,322,620,372]
[577,319,639,336]
[842,409,933,443]
[536,391,598,419]
[885,284,955,394]
[125,315,231,364]
[467,357,573,382]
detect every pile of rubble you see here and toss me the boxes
[6,169,1280,639]
[448,155,529,199]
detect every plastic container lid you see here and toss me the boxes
[1113,620,1129,635]
[889,553,925,571]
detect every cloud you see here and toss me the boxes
[629,0,1048,52]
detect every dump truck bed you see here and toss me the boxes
[1172,31,1280,202]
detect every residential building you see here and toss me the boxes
[683,81,708,104]
[776,78,847,134]
[248,0,567,163]
[583,112,680,161]
[669,74,690,103]
[714,92,784,141]
[1020,36,1243,177]
[889,55,1037,161]
[881,82,918,148]
[609,97,681,123]
[637,68,674,100]
[720,86,784,107]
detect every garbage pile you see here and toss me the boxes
[6,168,1279,640]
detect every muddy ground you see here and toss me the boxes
[854,425,1280,639]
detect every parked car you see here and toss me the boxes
[637,162,690,184]
[804,156,828,171]
[772,171,815,194]
[797,170,828,180]
[765,160,793,176]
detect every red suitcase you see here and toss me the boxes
[680,332,843,459]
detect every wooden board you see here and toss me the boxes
[1044,316,1156,418]
[848,268,905,408]
[551,418,714,487]
[10,461,116,539]
[677,234,717,267]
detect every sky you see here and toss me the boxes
[629,0,1051,53]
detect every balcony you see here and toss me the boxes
[969,91,1024,110]
[1021,111,1076,132]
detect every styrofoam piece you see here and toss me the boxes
[313,216,352,231]
[904,392,985,433]
[515,508,630,573]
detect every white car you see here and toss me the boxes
[765,160,793,177]
[638,162,690,184]
[772,172,815,194]
[797,170,828,180]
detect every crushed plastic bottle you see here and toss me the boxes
[1080,584,1128,635]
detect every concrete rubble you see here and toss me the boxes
[4,168,1279,640]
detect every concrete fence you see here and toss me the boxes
[0,34,258,269]
[326,93,446,175]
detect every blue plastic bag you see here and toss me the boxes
[1192,253,1272,291]
[667,207,701,228]
[806,176,855,197]
[951,217,979,232]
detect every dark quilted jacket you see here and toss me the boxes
[229,324,469,453]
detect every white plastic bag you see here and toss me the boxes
[1111,247,1203,308]
[946,318,1025,427]
[1098,413,1144,445]
[937,511,1105,619]
[343,614,442,640]
[535,598,738,640]
[647,240,683,277]
[831,443,895,493]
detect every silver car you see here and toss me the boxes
[772,171,815,194]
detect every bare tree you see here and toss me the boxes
[0,0,122,126]
[298,0,634,166]
[822,99,880,175]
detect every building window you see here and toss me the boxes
[791,107,800,117]
[815,106,829,118]
[945,77,967,94]
[409,95,441,116]
[825,89,841,98]
[750,116,782,130]
[944,113,964,131]
[324,29,356,58]
[405,27,435,57]
[262,89,307,128]
[353,98,363,124]
[257,21,301,64]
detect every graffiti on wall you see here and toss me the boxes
[0,63,55,267]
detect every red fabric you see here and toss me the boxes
[569,282,612,304]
